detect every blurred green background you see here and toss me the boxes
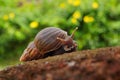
[0,0,120,69]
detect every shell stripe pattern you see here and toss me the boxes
[34,27,67,55]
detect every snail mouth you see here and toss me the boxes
[64,45,75,52]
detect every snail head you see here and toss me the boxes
[57,27,78,51]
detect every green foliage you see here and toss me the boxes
[0,0,120,60]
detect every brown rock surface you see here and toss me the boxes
[0,46,120,80]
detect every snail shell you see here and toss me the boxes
[34,27,67,56]
[20,27,78,61]
[20,41,40,61]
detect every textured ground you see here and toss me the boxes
[0,46,120,80]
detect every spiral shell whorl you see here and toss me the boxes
[34,27,67,55]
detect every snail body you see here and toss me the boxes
[20,27,78,61]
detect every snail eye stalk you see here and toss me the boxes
[57,37,65,44]
[71,27,78,38]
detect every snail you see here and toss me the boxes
[20,27,78,61]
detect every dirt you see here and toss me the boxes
[0,46,120,80]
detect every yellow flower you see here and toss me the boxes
[73,11,81,19]
[71,18,77,24]
[68,0,73,4]
[89,17,94,22]
[30,21,39,28]
[73,0,80,6]
[83,16,94,23]
[9,13,15,19]
[59,3,66,8]
[3,15,9,21]
[68,0,80,6]
[83,16,89,23]
[92,2,99,9]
